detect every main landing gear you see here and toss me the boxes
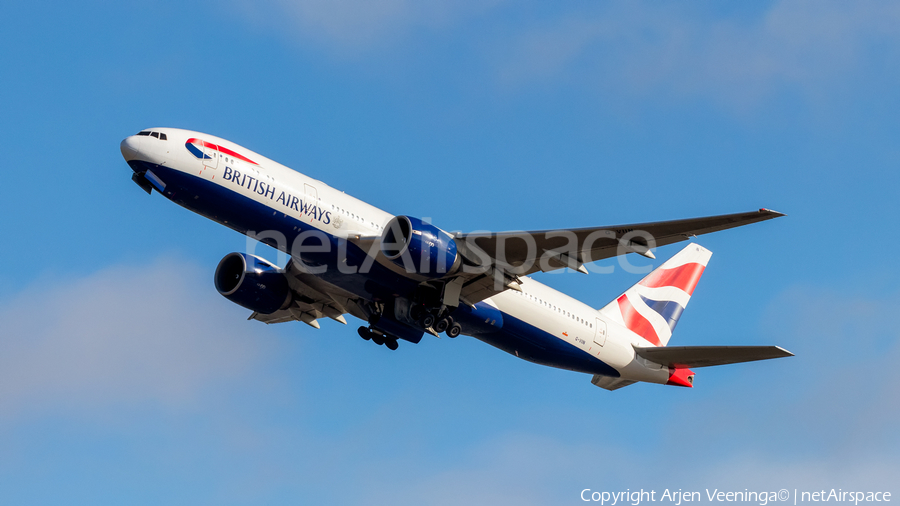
[358,298,464,351]
[409,304,462,338]
[357,326,399,350]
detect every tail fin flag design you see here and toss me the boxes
[600,243,712,347]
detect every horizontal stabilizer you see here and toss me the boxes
[634,345,793,368]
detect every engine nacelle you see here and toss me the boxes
[380,216,460,278]
[214,252,291,314]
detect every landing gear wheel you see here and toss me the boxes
[447,323,462,338]
[419,313,436,329]
[357,327,372,340]
[409,305,425,321]
[433,317,451,334]
[372,334,385,346]
[385,339,399,351]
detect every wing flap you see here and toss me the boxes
[634,345,794,368]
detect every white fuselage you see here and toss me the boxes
[121,127,677,387]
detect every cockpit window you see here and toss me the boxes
[137,130,168,140]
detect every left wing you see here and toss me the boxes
[453,208,784,304]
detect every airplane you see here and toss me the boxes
[120,127,792,390]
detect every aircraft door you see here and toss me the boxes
[593,318,607,347]
[304,183,318,207]
[202,142,218,169]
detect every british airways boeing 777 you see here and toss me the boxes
[121,128,791,390]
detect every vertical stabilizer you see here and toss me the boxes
[599,243,712,347]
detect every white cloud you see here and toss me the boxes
[223,0,900,109]
[496,1,900,107]
[0,257,271,421]
[348,284,900,504]
[2,260,897,501]
[755,286,900,451]
[354,432,900,506]
[229,0,505,51]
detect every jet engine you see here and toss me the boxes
[214,252,291,314]
[380,215,460,278]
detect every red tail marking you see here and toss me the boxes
[617,295,661,346]
[639,262,706,295]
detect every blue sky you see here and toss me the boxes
[1,0,899,504]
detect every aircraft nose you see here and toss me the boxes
[120,136,141,161]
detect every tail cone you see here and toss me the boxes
[666,367,695,388]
